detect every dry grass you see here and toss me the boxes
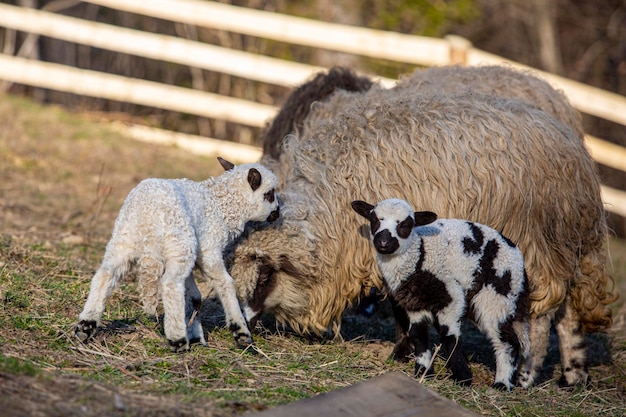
[0,93,625,416]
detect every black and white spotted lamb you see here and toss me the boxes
[351,198,530,390]
[75,157,279,351]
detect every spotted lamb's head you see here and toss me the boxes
[218,157,280,223]
[351,198,437,255]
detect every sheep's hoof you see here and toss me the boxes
[75,320,98,342]
[517,371,534,389]
[557,372,590,389]
[168,337,190,352]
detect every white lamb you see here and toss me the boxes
[75,157,280,351]
[352,198,530,390]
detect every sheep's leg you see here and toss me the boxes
[161,259,194,352]
[389,295,414,362]
[137,254,164,316]
[554,296,589,387]
[517,313,552,388]
[203,261,252,348]
[184,273,206,346]
[76,254,130,341]
[407,311,433,378]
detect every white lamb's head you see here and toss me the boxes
[218,157,280,223]
[351,198,437,255]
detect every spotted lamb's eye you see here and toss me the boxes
[264,189,275,203]
[397,217,414,239]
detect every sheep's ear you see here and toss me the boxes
[414,211,437,226]
[351,200,375,218]
[218,157,235,171]
[248,168,262,191]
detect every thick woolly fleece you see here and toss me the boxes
[228,65,616,388]
[76,158,279,351]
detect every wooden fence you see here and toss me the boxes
[1,0,625,216]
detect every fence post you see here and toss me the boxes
[445,35,472,65]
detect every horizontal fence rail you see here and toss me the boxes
[80,0,626,127]
[0,3,336,88]
[82,0,454,68]
[0,54,276,127]
[0,0,625,217]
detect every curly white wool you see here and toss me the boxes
[76,157,279,351]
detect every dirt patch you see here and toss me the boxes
[0,371,238,417]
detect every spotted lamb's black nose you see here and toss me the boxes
[373,229,399,254]
[267,206,280,222]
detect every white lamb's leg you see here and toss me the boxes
[161,258,195,352]
[76,252,130,341]
[202,260,252,347]
[137,254,164,316]
[184,273,206,346]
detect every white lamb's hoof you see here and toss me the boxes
[75,320,98,342]
[168,337,190,352]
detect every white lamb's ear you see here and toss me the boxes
[414,211,437,226]
[217,156,235,171]
[247,168,262,191]
[351,200,375,219]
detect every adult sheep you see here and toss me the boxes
[228,66,617,387]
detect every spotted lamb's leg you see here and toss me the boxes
[389,296,414,362]
[137,254,164,317]
[184,273,206,346]
[555,296,589,387]
[437,295,472,385]
[202,260,252,348]
[161,259,195,352]
[407,310,434,378]
[518,313,552,388]
[76,253,130,341]
[484,318,521,391]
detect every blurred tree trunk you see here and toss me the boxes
[531,0,563,74]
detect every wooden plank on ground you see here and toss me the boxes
[246,371,480,417]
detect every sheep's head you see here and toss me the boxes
[218,156,280,223]
[226,191,324,333]
[351,198,437,256]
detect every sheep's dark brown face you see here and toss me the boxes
[232,245,302,329]
[265,189,280,222]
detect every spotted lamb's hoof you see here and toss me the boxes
[168,337,190,352]
[492,381,513,392]
[75,320,98,342]
[235,333,254,348]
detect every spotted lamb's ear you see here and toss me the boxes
[351,200,375,219]
[247,168,262,191]
[217,156,235,171]
[414,211,437,226]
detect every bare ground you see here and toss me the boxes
[1,93,625,417]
